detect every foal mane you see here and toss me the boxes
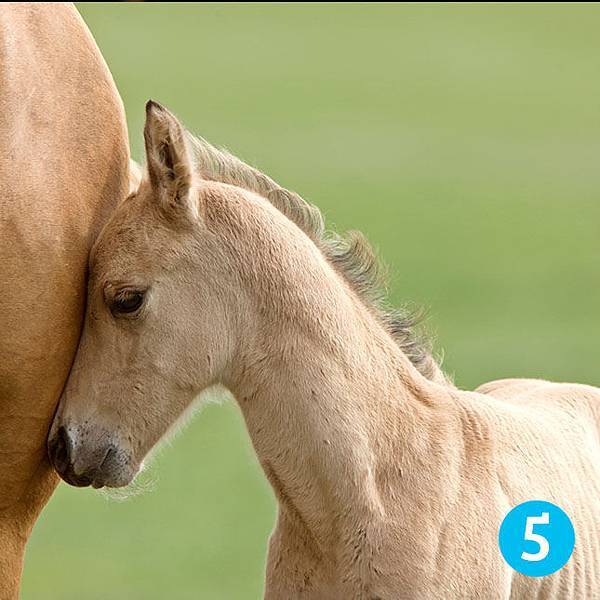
[188,133,443,382]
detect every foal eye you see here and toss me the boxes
[111,289,146,316]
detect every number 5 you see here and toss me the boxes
[521,512,550,562]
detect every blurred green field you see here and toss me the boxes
[22,3,600,599]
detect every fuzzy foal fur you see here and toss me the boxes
[50,102,600,598]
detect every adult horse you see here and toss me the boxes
[0,4,130,596]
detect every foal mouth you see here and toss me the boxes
[59,467,97,488]
[47,425,133,489]
[59,447,116,488]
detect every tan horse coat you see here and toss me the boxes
[0,4,129,596]
[49,104,600,598]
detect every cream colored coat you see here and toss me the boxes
[50,103,600,599]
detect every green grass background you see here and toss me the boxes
[22,3,600,598]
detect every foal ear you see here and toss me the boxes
[144,100,196,219]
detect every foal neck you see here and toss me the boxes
[209,188,456,564]
[226,274,454,561]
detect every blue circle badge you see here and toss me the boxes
[498,500,575,577]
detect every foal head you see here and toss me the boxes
[48,101,439,488]
[48,102,247,487]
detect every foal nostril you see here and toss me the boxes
[48,425,73,475]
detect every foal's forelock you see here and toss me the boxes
[187,133,443,382]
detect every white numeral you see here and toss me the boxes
[521,512,550,562]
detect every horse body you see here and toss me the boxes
[0,4,129,595]
[48,103,600,598]
[476,379,600,599]
[251,339,600,598]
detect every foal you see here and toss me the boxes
[49,102,600,599]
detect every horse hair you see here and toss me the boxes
[187,133,441,381]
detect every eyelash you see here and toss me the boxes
[111,289,146,316]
